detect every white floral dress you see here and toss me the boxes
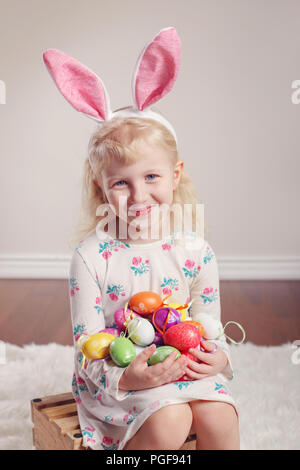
[69,228,236,450]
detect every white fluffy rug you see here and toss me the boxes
[0,341,299,450]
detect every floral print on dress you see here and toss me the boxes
[94,296,103,315]
[93,389,103,402]
[72,373,82,404]
[106,284,126,301]
[201,287,218,304]
[161,277,179,296]
[148,400,161,412]
[98,240,130,260]
[130,256,150,276]
[77,376,88,393]
[82,426,96,445]
[173,381,194,390]
[70,277,80,297]
[203,245,214,264]
[99,372,108,389]
[104,415,114,423]
[215,383,229,395]
[123,407,138,425]
[73,323,86,341]
[102,436,120,450]
[182,260,201,279]
[162,242,172,251]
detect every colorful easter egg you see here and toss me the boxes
[127,317,155,347]
[152,331,164,346]
[109,337,136,367]
[79,333,115,360]
[168,302,188,321]
[129,291,162,315]
[164,323,201,351]
[152,307,181,333]
[114,307,140,331]
[192,313,223,340]
[183,320,205,337]
[147,346,181,366]
[100,327,120,337]
[177,350,200,381]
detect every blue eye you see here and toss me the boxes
[115,180,127,187]
[114,175,158,187]
[146,174,157,181]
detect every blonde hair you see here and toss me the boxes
[68,107,206,249]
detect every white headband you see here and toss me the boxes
[43,27,181,172]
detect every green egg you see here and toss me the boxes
[147,346,181,366]
[109,337,136,367]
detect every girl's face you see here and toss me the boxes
[99,140,183,241]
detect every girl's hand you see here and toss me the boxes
[118,344,188,391]
[181,340,228,381]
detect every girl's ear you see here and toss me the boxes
[131,27,181,111]
[43,49,112,121]
[173,160,184,190]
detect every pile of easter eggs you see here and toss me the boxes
[78,291,218,369]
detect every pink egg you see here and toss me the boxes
[100,328,120,337]
[152,307,181,333]
[164,323,201,351]
[114,307,141,331]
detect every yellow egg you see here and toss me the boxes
[168,302,187,321]
[80,333,115,360]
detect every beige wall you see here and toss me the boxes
[0,0,299,277]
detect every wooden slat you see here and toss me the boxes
[42,402,77,419]
[32,392,74,406]
[52,415,81,435]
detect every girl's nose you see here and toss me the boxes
[129,183,148,205]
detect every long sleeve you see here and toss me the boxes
[189,241,234,380]
[69,248,128,400]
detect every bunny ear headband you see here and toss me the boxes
[43,27,181,172]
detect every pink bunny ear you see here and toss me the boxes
[132,27,181,111]
[43,49,111,121]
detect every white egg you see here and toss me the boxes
[192,312,223,340]
[127,317,155,346]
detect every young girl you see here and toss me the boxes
[43,27,239,450]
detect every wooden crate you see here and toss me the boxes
[31,392,196,450]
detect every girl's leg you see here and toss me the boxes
[123,403,193,450]
[189,400,240,450]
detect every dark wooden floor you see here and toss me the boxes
[0,280,299,347]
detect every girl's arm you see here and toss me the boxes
[69,249,128,400]
[188,241,234,380]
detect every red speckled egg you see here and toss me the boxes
[183,320,205,337]
[129,291,162,315]
[177,350,200,382]
[164,323,201,351]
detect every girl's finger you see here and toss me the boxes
[182,371,209,381]
[136,344,156,364]
[184,360,212,375]
[188,347,217,365]
[152,350,179,374]
[200,340,218,353]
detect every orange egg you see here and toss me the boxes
[129,291,162,315]
[183,320,205,337]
